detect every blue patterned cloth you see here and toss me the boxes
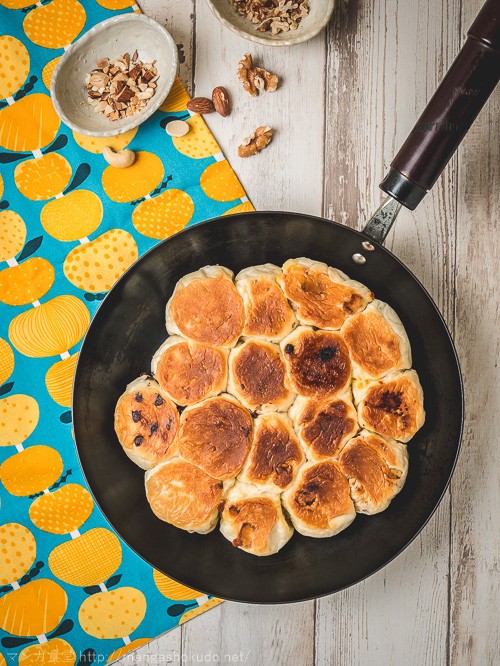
[0,1,250,663]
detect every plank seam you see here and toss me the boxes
[448,2,464,664]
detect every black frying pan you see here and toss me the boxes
[73,1,500,602]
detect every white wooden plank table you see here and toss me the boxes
[120,1,500,663]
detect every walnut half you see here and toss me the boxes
[237,53,279,96]
[238,126,273,157]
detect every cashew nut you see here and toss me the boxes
[102,146,135,168]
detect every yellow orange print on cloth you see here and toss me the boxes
[18,639,76,666]
[49,528,121,586]
[0,578,67,635]
[45,352,78,407]
[0,337,15,384]
[102,150,164,202]
[9,294,90,358]
[160,77,190,113]
[0,257,54,306]
[172,114,219,159]
[96,0,135,9]
[29,483,94,533]
[0,0,33,8]
[0,444,62,494]
[15,152,72,201]
[201,160,246,202]
[0,523,36,586]
[73,126,138,154]
[23,0,86,50]
[41,189,103,241]
[41,56,60,90]
[64,229,138,292]
[79,587,147,639]
[0,210,26,261]
[133,188,194,239]
[0,394,39,447]
[0,93,60,152]
[0,35,29,99]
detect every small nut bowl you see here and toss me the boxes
[51,13,178,137]
[204,0,335,46]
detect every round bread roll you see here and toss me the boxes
[235,264,297,342]
[281,326,352,398]
[341,299,411,380]
[220,482,293,556]
[289,392,359,461]
[282,460,356,538]
[227,339,295,413]
[177,394,253,480]
[166,265,244,347]
[353,370,425,443]
[145,458,226,533]
[337,430,409,514]
[277,258,373,330]
[152,336,228,406]
[238,412,305,493]
[114,376,179,470]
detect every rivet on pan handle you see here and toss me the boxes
[362,0,500,246]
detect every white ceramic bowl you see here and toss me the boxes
[51,14,178,137]
[204,0,335,46]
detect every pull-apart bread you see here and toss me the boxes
[281,326,351,398]
[341,299,411,380]
[235,264,296,342]
[337,430,409,514]
[282,460,356,538]
[278,258,373,329]
[166,265,245,347]
[228,339,294,413]
[177,394,253,480]
[152,336,228,406]
[238,412,305,493]
[289,392,358,461]
[114,376,179,470]
[116,259,424,556]
[353,370,425,443]
[145,458,226,533]
[220,482,293,556]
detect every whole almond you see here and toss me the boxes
[187,96,215,114]
[212,86,230,117]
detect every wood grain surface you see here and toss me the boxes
[118,0,499,663]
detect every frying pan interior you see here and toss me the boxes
[73,212,463,603]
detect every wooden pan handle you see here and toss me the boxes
[380,0,500,210]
